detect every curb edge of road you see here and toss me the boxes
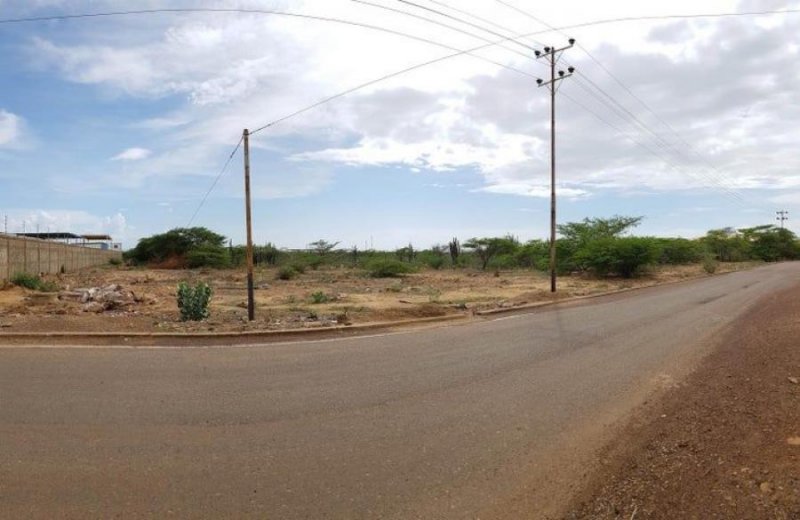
[0,266,762,346]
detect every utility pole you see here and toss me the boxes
[535,39,575,293]
[777,210,789,229]
[243,128,255,321]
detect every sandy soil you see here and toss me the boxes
[0,262,759,334]
[563,282,800,519]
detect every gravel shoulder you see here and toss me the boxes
[563,282,800,519]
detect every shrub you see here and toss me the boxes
[574,237,662,278]
[276,266,298,280]
[108,257,123,266]
[176,281,212,321]
[126,227,227,266]
[10,273,57,292]
[658,238,705,265]
[426,255,445,270]
[310,291,330,304]
[288,262,307,274]
[702,255,719,274]
[186,244,231,268]
[11,272,43,290]
[366,259,415,278]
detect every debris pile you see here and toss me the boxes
[58,284,147,313]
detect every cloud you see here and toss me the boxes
[19,0,800,205]
[0,109,27,149]
[3,210,129,240]
[111,147,152,161]
[476,184,590,199]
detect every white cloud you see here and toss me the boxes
[111,147,152,161]
[0,109,27,149]
[4,210,129,240]
[19,0,800,203]
[477,184,590,199]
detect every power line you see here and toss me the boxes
[251,24,566,135]
[1,5,798,34]
[186,136,243,227]
[352,0,535,61]
[397,0,538,53]
[489,0,771,211]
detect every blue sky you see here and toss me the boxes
[0,0,798,249]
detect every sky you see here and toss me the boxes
[0,0,799,249]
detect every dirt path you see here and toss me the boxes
[564,283,800,519]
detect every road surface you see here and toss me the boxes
[2,263,798,519]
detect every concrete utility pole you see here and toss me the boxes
[243,128,255,321]
[777,210,789,229]
[535,39,575,293]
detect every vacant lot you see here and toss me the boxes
[0,262,760,334]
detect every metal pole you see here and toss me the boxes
[243,129,256,321]
[549,51,557,293]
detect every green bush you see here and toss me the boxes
[11,272,42,290]
[310,291,330,304]
[108,257,122,266]
[276,266,299,280]
[186,244,231,269]
[366,259,415,278]
[658,238,705,265]
[10,273,58,292]
[574,237,662,278]
[176,281,212,321]
[126,227,227,267]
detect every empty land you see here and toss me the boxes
[0,261,761,334]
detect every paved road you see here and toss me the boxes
[2,263,799,519]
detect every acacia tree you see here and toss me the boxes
[126,227,228,266]
[463,236,520,270]
[307,239,340,256]
[557,215,643,247]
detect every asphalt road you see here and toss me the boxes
[2,263,799,519]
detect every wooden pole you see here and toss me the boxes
[243,129,255,321]
[549,50,557,293]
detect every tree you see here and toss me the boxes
[125,227,227,267]
[308,239,340,256]
[739,225,799,262]
[558,215,643,247]
[464,235,520,270]
[574,236,662,278]
[702,228,751,262]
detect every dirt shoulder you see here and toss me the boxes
[563,282,800,519]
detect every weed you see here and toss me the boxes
[311,291,330,304]
[702,256,719,274]
[10,273,58,292]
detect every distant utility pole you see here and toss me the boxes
[535,39,575,293]
[243,128,255,321]
[777,210,789,229]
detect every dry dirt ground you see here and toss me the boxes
[563,282,800,520]
[0,262,759,334]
